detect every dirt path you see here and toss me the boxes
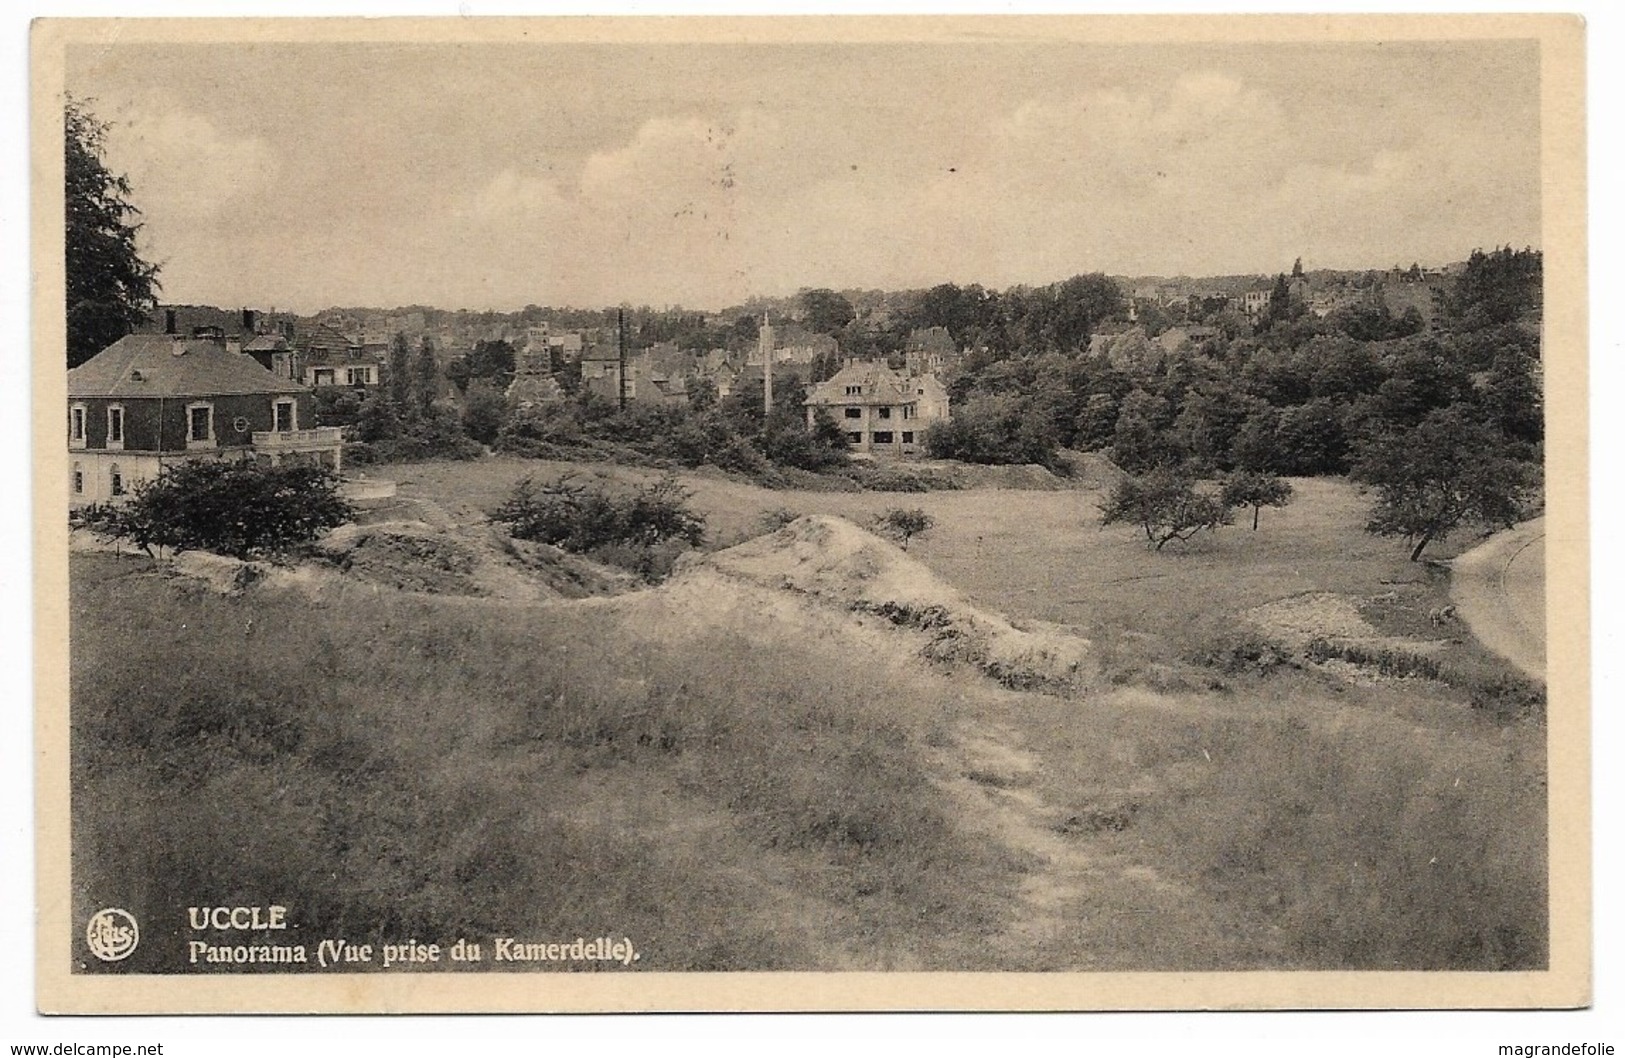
[1449,518,1545,681]
[933,718,1205,969]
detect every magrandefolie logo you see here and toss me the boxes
[85,908,139,962]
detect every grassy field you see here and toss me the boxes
[389,455,1497,638]
[69,456,1548,972]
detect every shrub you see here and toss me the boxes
[922,393,1061,470]
[489,474,706,580]
[873,508,934,551]
[77,459,352,559]
[1187,624,1294,676]
[460,381,509,445]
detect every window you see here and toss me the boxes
[844,407,862,419]
[844,385,862,396]
[901,431,914,444]
[847,431,862,445]
[877,406,891,420]
[69,404,86,448]
[873,431,894,444]
[274,399,296,432]
[106,405,124,450]
[187,403,215,447]
[313,368,335,386]
[72,463,83,495]
[109,464,123,497]
[904,405,917,419]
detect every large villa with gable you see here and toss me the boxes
[67,333,344,506]
[803,361,950,456]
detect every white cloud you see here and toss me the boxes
[68,43,1539,310]
[460,169,569,223]
[102,102,279,223]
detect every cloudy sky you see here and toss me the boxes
[65,34,1541,313]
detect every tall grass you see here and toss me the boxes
[1140,709,1547,969]
[70,554,1015,972]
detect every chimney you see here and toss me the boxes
[164,308,177,334]
[242,308,257,333]
[760,312,774,416]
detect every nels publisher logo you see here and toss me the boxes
[85,907,139,962]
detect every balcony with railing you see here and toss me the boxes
[252,426,344,450]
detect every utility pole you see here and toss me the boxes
[617,307,628,412]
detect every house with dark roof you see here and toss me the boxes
[292,323,380,388]
[67,334,342,506]
[803,362,949,456]
[242,333,299,381]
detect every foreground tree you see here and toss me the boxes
[1099,468,1234,551]
[1221,470,1295,531]
[75,460,352,560]
[66,96,161,368]
[1350,407,1539,561]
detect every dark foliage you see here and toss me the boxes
[922,394,1062,470]
[1444,247,1542,330]
[66,96,160,368]
[489,473,706,575]
[1350,406,1539,561]
[446,338,516,394]
[75,460,352,559]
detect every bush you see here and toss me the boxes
[1187,624,1294,676]
[460,382,509,445]
[488,473,706,580]
[76,459,352,559]
[873,508,934,551]
[922,394,1061,470]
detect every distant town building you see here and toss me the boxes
[803,361,949,456]
[292,322,379,387]
[505,373,566,410]
[903,326,960,377]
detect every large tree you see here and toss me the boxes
[65,96,160,368]
[1099,467,1234,551]
[1351,407,1538,561]
[798,289,856,335]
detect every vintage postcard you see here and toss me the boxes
[31,14,1588,1013]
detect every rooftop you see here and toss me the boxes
[68,334,309,399]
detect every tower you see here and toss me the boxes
[760,312,775,415]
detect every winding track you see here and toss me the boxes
[1448,518,1546,682]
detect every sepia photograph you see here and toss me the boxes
[29,13,1588,1015]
